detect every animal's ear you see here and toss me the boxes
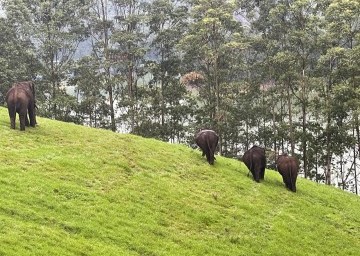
[30,82,35,94]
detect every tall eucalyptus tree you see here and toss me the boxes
[84,0,149,132]
[179,0,247,154]
[142,0,194,142]
[320,0,360,191]
[111,0,149,132]
[269,0,325,178]
[239,0,330,178]
[71,56,109,128]
[238,0,359,193]
[86,0,118,131]
[0,16,40,101]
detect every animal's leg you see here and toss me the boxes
[25,115,30,126]
[209,155,214,165]
[211,145,217,161]
[8,107,16,129]
[291,176,297,192]
[205,150,213,165]
[10,117,16,129]
[28,106,36,127]
[19,113,26,131]
[254,169,260,182]
[206,151,211,164]
[209,151,214,165]
[260,167,265,180]
[285,176,292,190]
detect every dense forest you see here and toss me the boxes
[0,0,359,194]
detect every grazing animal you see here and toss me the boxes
[5,81,37,131]
[276,153,299,192]
[195,129,219,165]
[242,145,266,182]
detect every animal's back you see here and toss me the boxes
[243,146,265,167]
[195,130,218,145]
[277,155,298,172]
[6,87,29,110]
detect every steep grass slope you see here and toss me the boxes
[0,107,359,256]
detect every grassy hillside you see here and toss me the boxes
[0,107,359,256]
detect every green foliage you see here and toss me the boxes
[129,0,194,142]
[70,56,110,128]
[0,17,40,101]
[236,0,360,187]
[2,0,90,119]
[0,107,359,255]
[179,0,247,154]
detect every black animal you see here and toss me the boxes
[5,81,36,131]
[276,153,299,192]
[242,146,266,182]
[195,129,219,165]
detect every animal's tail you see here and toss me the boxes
[206,137,214,164]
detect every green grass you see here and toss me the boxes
[0,107,359,256]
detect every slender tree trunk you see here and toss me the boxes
[127,58,135,132]
[160,39,165,132]
[273,101,277,162]
[214,54,222,155]
[50,52,56,118]
[355,150,359,195]
[325,57,334,185]
[101,0,116,131]
[107,80,116,131]
[340,154,345,190]
[287,80,295,155]
[354,119,359,194]
[325,89,332,185]
[46,19,57,119]
[51,75,57,118]
[245,119,249,150]
[51,59,57,118]
[301,69,308,178]
[325,101,332,185]
[325,150,332,185]
[280,92,285,153]
[302,104,307,178]
[315,151,319,183]
[350,32,358,194]
[263,90,267,149]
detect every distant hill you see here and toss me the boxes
[0,107,359,255]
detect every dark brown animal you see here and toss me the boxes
[276,154,299,192]
[195,129,219,165]
[242,145,266,182]
[5,81,36,131]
